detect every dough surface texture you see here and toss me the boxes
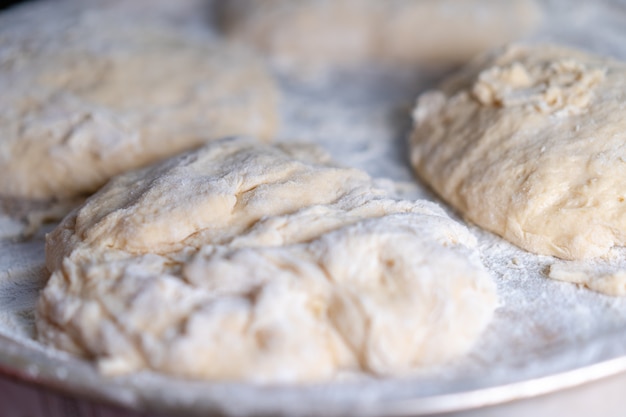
[410,44,626,260]
[0,0,278,202]
[549,261,626,296]
[37,137,496,383]
[215,0,541,73]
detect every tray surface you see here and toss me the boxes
[2,1,626,415]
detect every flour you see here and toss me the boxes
[2,0,626,415]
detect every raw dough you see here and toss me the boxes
[0,0,278,202]
[549,262,626,296]
[37,137,496,383]
[410,44,626,260]
[214,0,541,73]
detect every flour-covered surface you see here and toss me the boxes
[3,0,626,416]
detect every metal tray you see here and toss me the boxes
[2,0,626,415]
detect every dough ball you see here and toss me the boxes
[410,43,626,260]
[37,137,496,383]
[0,0,278,202]
[214,0,541,73]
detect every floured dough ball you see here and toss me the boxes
[37,137,496,383]
[0,0,278,203]
[214,0,541,74]
[410,44,626,260]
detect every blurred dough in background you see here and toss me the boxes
[214,0,542,74]
[0,0,278,207]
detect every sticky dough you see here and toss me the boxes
[410,44,626,260]
[0,0,278,202]
[37,137,496,383]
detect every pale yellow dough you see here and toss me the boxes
[37,137,496,383]
[410,44,626,260]
[215,0,541,73]
[549,262,626,296]
[0,0,278,201]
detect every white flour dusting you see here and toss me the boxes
[2,0,626,415]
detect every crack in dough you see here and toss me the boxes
[472,59,605,114]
